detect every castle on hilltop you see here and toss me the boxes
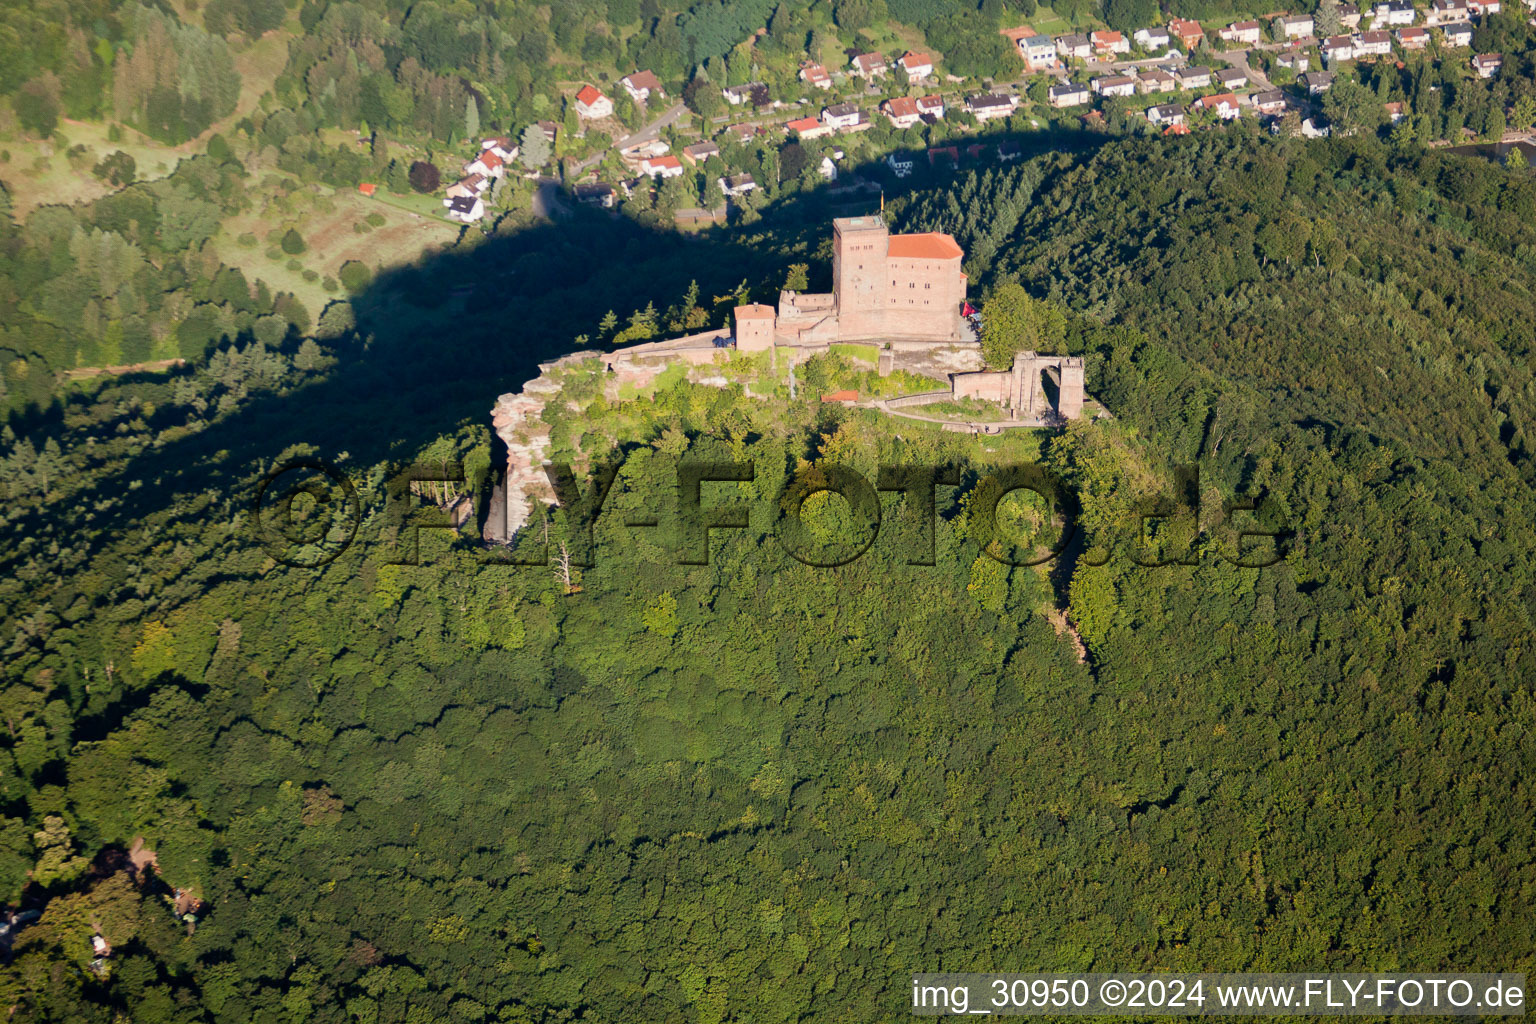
[489,217,1088,538]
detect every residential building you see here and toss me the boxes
[1441,20,1474,44]
[1021,33,1059,68]
[1302,70,1337,92]
[1217,68,1248,89]
[800,63,832,89]
[722,83,767,106]
[966,93,1017,120]
[620,71,663,104]
[788,116,833,139]
[883,96,922,128]
[1372,0,1417,24]
[1323,34,1357,60]
[1091,29,1131,54]
[1472,52,1503,76]
[574,85,612,119]
[1048,82,1090,107]
[917,94,948,118]
[1302,117,1331,137]
[899,51,935,79]
[1147,102,1186,125]
[1356,29,1393,55]
[444,195,484,222]
[464,149,504,178]
[1384,100,1406,121]
[1055,34,1092,59]
[1466,0,1500,13]
[1251,89,1287,114]
[1339,3,1363,27]
[1169,18,1207,49]
[639,155,683,178]
[1397,26,1429,47]
[1176,65,1213,88]
[681,141,719,165]
[1275,14,1316,37]
[823,102,864,129]
[480,137,517,162]
[719,173,757,197]
[1092,75,1137,97]
[573,183,616,207]
[1138,69,1177,92]
[1192,92,1242,119]
[850,52,888,77]
[819,156,838,180]
[1135,26,1172,48]
[1428,0,1469,22]
[1276,49,1311,70]
[445,174,486,199]
[1219,20,1263,44]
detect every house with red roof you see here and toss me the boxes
[882,97,922,128]
[899,52,935,79]
[1168,18,1207,49]
[639,154,683,178]
[620,71,663,104]
[800,63,832,89]
[787,116,834,139]
[574,85,612,119]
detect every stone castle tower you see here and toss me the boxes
[831,216,967,340]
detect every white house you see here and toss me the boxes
[1275,14,1315,37]
[966,93,1017,120]
[822,102,864,129]
[1372,0,1417,24]
[1193,92,1242,119]
[1091,30,1131,54]
[574,85,612,119]
[1466,0,1500,13]
[1323,34,1357,60]
[850,52,888,78]
[1138,69,1177,92]
[1302,117,1331,137]
[718,173,757,197]
[917,94,947,118]
[898,51,934,79]
[464,148,505,179]
[787,116,833,139]
[620,71,663,104]
[1091,75,1137,97]
[444,195,484,222]
[1146,102,1186,125]
[1302,70,1336,92]
[1276,49,1311,70]
[1219,20,1263,44]
[480,137,518,162]
[1339,3,1364,26]
[1021,34,1059,68]
[1251,89,1287,114]
[1048,82,1090,107]
[722,83,766,106]
[1441,20,1474,44]
[882,97,922,128]
[1472,52,1503,76]
[1055,33,1093,59]
[639,155,684,178]
[818,156,838,180]
[1217,68,1249,89]
[1397,26,1430,48]
[1176,65,1213,88]
[1428,0,1469,22]
[1355,29,1393,54]
[800,63,832,89]
[1135,26,1172,49]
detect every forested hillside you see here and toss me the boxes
[0,130,1534,1022]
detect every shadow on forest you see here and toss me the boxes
[7,130,1106,578]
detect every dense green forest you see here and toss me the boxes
[2,119,1536,1023]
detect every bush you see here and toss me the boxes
[365,211,386,226]
[409,160,441,192]
[238,233,259,247]
[280,228,306,255]
[322,276,339,292]
[265,248,283,260]
[302,269,319,282]
[339,260,372,293]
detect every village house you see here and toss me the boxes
[899,51,935,79]
[819,155,838,180]
[1055,33,1093,59]
[966,93,1017,120]
[681,141,719,165]
[1135,25,1172,49]
[1397,26,1430,48]
[1338,2,1364,26]
[1302,69,1337,92]
[639,154,684,178]
[1302,117,1331,137]
[1219,20,1263,44]
[620,71,664,104]
[444,194,484,223]
[1091,29,1131,54]
[823,102,866,130]
[574,85,612,119]
[446,173,486,199]
[1147,102,1186,125]
[574,182,616,207]
[1169,18,1207,49]
[464,148,505,179]
[722,83,767,106]
[1466,0,1500,14]
[1217,68,1249,89]
[480,137,518,162]
[1356,29,1393,55]
[1092,74,1138,97]
[916,94,947,119]
[882,96,922,128]
[1275,14,1316,38]
[1384,100,1406,121]
[1177,65,1214,88]
[800,63,832,89]
[850,52,888,78]
[1192,92,1242,119]
[1020,33,1059,68]
[788,116,833,139]
[1323,34,1357,60]
[1276,49,1311,70]
[1441,20,1474,44]
[1049,82,1090,107]
[534,120,559,145]
[719,173,757,197]
[1428,0,1470,22]
[1138,68,1178,92]
[1372,0,1417,24]
[1471,52,1503,76]
[1252,89,1288,114]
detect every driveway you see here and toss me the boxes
[1214,48,1277,92]
[572,101,689,175]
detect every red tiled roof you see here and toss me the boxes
[644,155,681,169]
[735,304,775,319]
[624,70,662,92]
[478,149,503,170]
[576,84,604,105]
[787,116,823,132]
[885,97,920,117]
[887,232,963,259]
[821,390,859,402]
[901,51,933,67]
[357,183,377,196]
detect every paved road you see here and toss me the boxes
[1214,48,1277,92]
[572,101,688,174]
